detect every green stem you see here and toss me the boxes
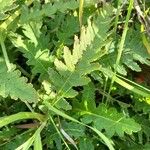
[24,101,34,112]
[116,0,134,71]
[0,0,34,71]
[106,0,134,104]
[113,0,122,37]
[79,0,84,28]
[17,64,31,78]
[49,115,71,150]
[0,40,11,71]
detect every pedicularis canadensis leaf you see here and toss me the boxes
[9,23,52,79]
[0,58,38,103]
[100,29,150,75]
[48,5,113,99]
[73,83,141,137]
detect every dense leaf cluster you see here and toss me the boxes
[0,0,150,149]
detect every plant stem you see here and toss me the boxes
[17,64,31,78]
[0,40,11,71]
[113,0,122,37]
[106,0,134,104]
[24,101,34,113]
[49,115,71,150]
[79,0,84,28]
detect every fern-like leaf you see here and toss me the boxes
[0,0,17,20]
[20,0,78,23]
[122,30,150,71]
[73,84,141,137]
[48,5,113,99]
[9,23,52,78]
[100,29,150,75]
[0,58,38,103]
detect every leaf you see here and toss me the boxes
[0,130,33,150]
[0,0,15,11]
[0,112,45,128]
[44,124,62,150]
[9,23,52,78]
[48,5,113,100]
[45,119,79,150]
[79,138,94,150]
[55,98,72,111]
[0,0,17,20]
[91,105,141,137]
[44,101,115,150]
[20,0,78,23]
[60,128,78,149]
[56,14,79,45]
[100,29,150,75]
[134,100,150,114]
[34,131,42,150]
[82,83,95,109]
[122,29,150,71]
[0,58,38,103]
[16,134,35,150]
[16,123,45,150]
[61,121,85,138]
[0,127,18,140]
[73,84,141,137]
[134,115,150,142]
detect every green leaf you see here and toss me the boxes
[134,115,150,142]
[0,0,17,20]
[20,0,78,23]
[56,14,79,45]
[134,100,150,114]
[9,23,52,78]
[0,112,45,128]
[0,0,15,11]
[16,134,35,150]
[44,101,115,150]
[79,138,94,150]
[100,29,150,75]
[48,5,113,100]
[0,127,18,140]
[92,105,141,137]
[81,83,95,110]
[61,121,85,138]
[55,98,72,110]
[34,131,42,150]
[73,85,141,137]
[16,123,45,150]
[0,58,38,103]
[122,30,150,71]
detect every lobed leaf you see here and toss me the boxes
[73,84,141,137]
[48,5,113,100]
[0,58,38,103]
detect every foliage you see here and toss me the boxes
[0,58,38,103]
[0,0,150,149]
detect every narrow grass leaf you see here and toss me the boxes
[0,112,45,128]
